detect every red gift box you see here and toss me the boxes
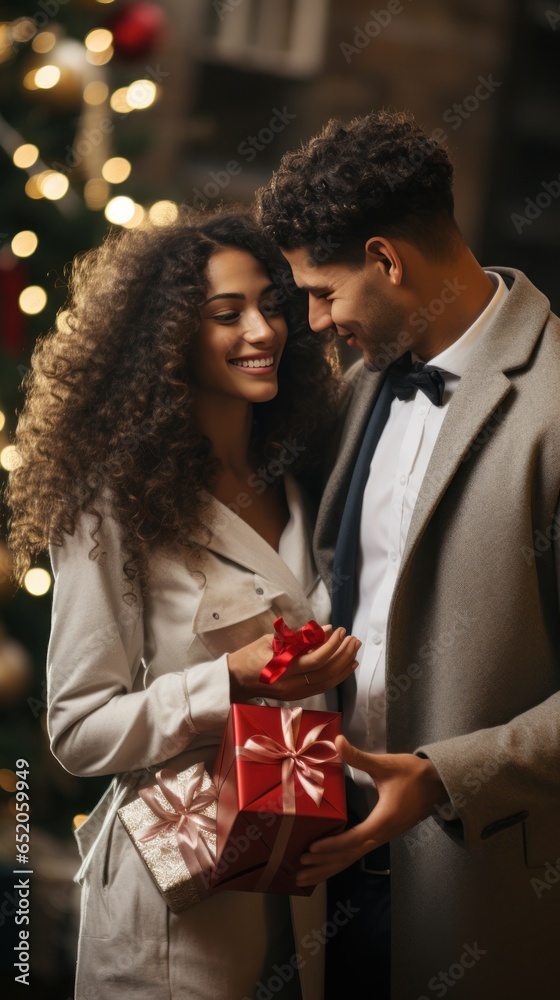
[211,704,347,896]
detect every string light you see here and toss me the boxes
[23,70,38,91]
[84,28,113,53]
[0,412,5,432]
[104,195,135,225]
[13,144,39,169]
[0,445,22,471]
[122,204,145,229]
[101,157,131,184]
[109,87,131,114]
[0,770,17,793]
[32,32,56,54]
[24,568,52,596]
[86,46,114,66]
[149,201,179,225]
[11,231,38,258]
[19,286,47,315]
[84,178,110,211]
[126,80,157,110]
[34,65,61,89]
[11,19,36,44]
[24,176,43,200]
[83,81,109,106]
[39,171,69,200]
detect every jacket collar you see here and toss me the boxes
[197,473,319,600]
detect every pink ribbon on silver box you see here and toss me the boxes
[134,763,217,885]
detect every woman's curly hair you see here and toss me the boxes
[258,109,462,264]
[6,208,341,596]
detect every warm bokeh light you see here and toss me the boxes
[109,87,131,114]
[19,285,47,315]
[0,769,17,793]
[149,200,179,225]
[104,195,135,224]
[126,79,157,110]
[0,24,12,65]
[101,157,131,184]
[84,28,113,53]
[84,177,110,211]
[122,203,145,229]
[83,80,109,105]
[0,412,5,432]
[73,814,89,829]
[39,171,69,200]
[0,445,22,471]
[11,19,35,44]
[24,175,43,200]
[11,231,38,258]
[23,70,38,91]
[34,64,61,89]
[13,143,39,169]
[24,568,52,597]
[86,45,114,66]
[32,31,56,54]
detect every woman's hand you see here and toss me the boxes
[227,625,360,702]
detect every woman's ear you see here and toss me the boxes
[365,237,403,286]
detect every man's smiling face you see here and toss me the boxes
[281,246,408,371]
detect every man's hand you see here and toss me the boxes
[296,735,450,886]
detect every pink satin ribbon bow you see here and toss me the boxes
[134,764,217,882]
[236,706,339,813]
[235,707,340,891]
[259,616,326,685]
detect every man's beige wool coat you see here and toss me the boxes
[314,267,560,999]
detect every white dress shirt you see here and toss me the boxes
[345,271,509,802]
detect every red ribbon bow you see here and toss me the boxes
[134,764,217,884]
[259,616,326,685]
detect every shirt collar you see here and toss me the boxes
[425,270,509,378]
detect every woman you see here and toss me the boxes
[7,210,360,1000]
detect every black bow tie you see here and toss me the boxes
[386,352,446,407]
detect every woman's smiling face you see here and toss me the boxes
[195,248,288,403]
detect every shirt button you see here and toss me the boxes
[212,612,220,620]
[399,474,407,486]
[371,631,382,645]
[418,405,427,416]
[390,551,397,563]
[255,587,264,595]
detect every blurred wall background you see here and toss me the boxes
[0,0,558,994]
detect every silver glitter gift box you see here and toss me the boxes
[118,762,218,913]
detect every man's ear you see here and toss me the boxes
[365,237,403,286]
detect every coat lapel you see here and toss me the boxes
[398,266,552,578]
[197,474,315,604]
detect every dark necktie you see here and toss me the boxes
[386,351,446,407]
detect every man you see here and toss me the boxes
[258,110,560,999]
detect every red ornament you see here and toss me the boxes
[108,2,167,60]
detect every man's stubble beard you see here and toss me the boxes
[360,289,408,372]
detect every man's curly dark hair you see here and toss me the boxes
[257,109,463,265]
[6,209,341,595]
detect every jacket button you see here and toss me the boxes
[255,587,264,595]
[212,612,220,620]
